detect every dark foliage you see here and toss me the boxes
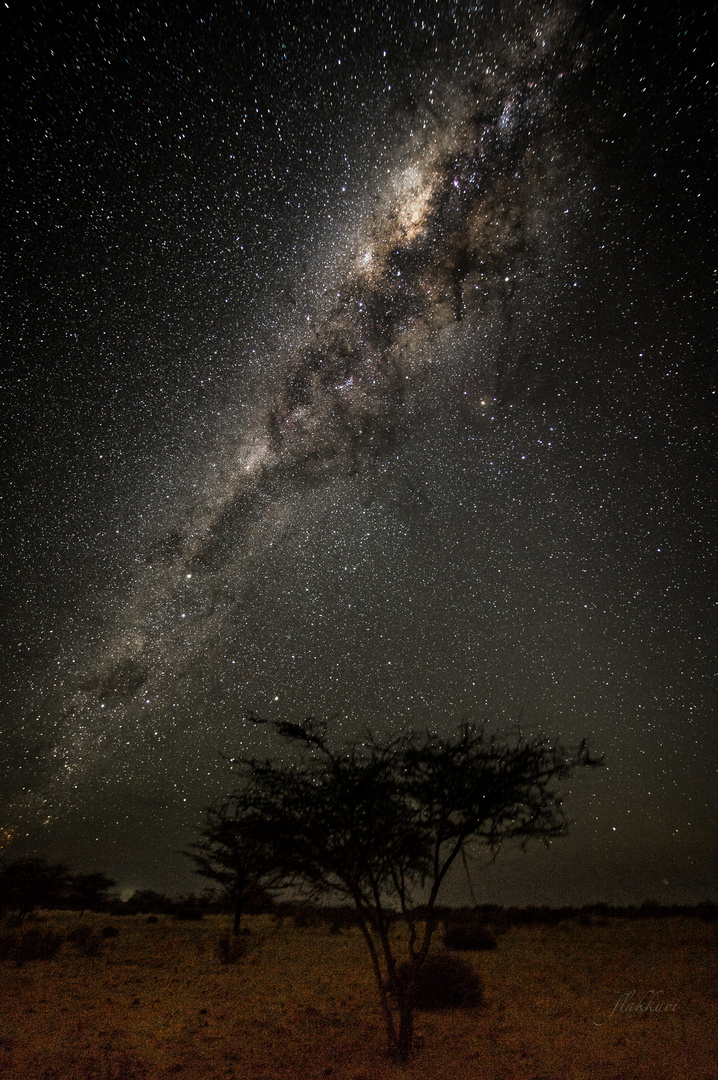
[202,713,600,1060]
[66,923,103,956]
[124,889,174,915]
[186,800,282,935]
[400,952,484,1010]
[0,925,63,964]
[66,923,94,947]
[68,871,116,914]
[442,921,498,951]
[293,905,324,929]
[0,857,70,921]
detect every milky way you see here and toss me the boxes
[2,2,715,902]
[33,7,588,786]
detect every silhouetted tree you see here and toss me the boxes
[214,715,601,1061]
[0,857,70,921]
[69,871,116,916]
[125,889,173,915]
[186,796,285,934]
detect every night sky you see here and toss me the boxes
[2,2,715,905]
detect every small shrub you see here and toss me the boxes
[215,934,247,964]
[324,907,357,934]
[403,953,484,1010]
[67,923,103,956]
[101,924,119,938]
[146,915,159,924]
[82,932,103,956]
[67,923,94,947]
[0,926,64,964]
[443,921,497,951]
[293,906,323,929]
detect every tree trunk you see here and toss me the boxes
[232,893,245,936]
[393,1000,415,1062]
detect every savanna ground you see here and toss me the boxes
[0,911,715,1080]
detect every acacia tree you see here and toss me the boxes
[0,857,70,922]
[213,715,601,1061]
[186,795,287,934]
[69,871,116,916]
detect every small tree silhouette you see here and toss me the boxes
[69,872,116,916]
[205,714,601,1061]
[186,797,286,935]
[0,857,70,922]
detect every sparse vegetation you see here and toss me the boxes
[0,925,63,964]
[0,857,70,922]
[66,923,103,956]
[399,951,484,1009]
[68,871,116,915]
[0,910,714,1079]
[442,919,498,951]
[203,715,601,1059]
[186,799,282,935]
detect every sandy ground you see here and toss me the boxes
[0,913,715,1079]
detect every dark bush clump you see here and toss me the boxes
[66,923,94,947]
[146,915,159,924]
[401,953,484,1010]
[292,906,323,929]
[66,923,103,956]
[0,926,64,964]
[443,921,498,951]
[324,907,358,934]
[101,924,119,937]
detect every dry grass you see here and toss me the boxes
[0,912,715,1079]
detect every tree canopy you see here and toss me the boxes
[199,715,601,1059]
[186,797,283,934]
[0,857,70,921]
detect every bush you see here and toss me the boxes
[442,921,498,951]
[215,934,247,964]
[402,953,484,1010]
[323,907,358,934]
[173,908,204,921]
[67,923,103,956]
[66,923,94,948]
[101,924,119,937]
[0,926,64,964]
[292,906,323,929]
